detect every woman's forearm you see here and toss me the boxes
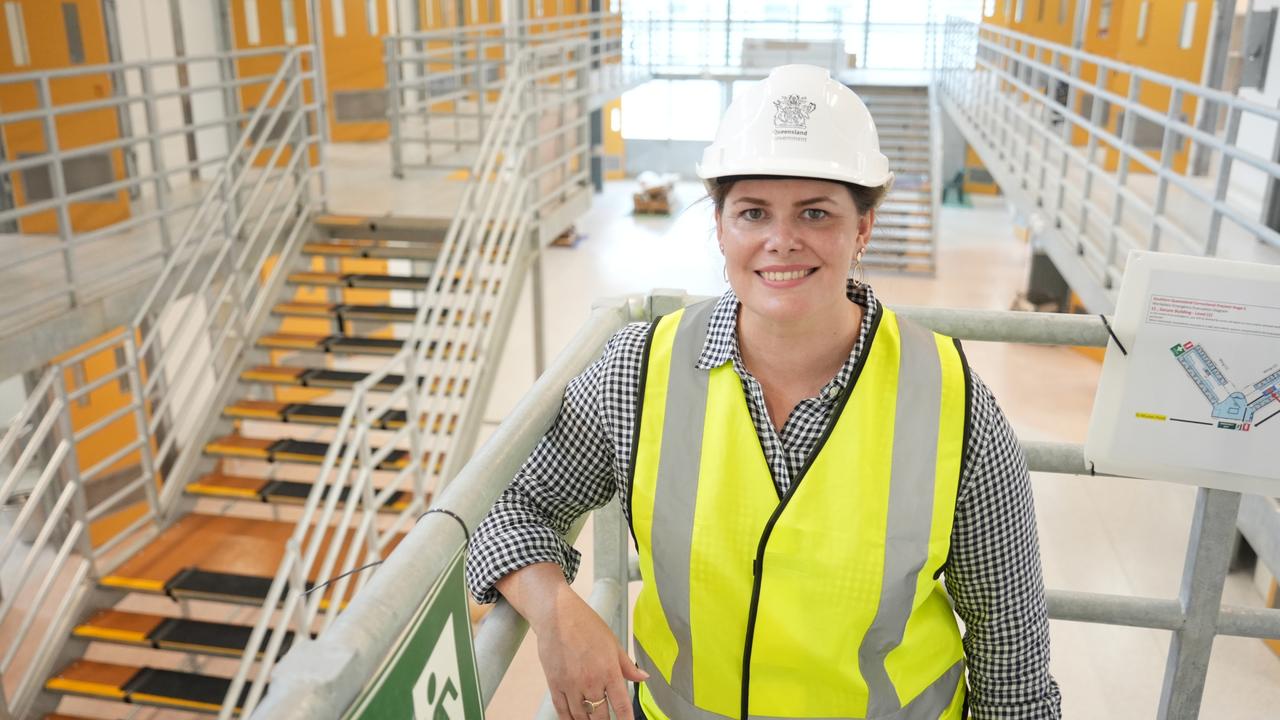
[495,561,580,632]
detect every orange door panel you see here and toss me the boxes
[226,0,317,167]
[0,0,129,234]
[322,0,392,141]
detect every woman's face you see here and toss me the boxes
[717,177,871,325]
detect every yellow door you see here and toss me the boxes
[0,0,130,234]
[226,0,316,167]
[323,0,392,141]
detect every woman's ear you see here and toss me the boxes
[858,208,876,245]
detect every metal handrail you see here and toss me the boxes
[0,45,322,720]
[224,38,595,718]
[0,46,318,333]
[248,294,1280,720]
[386,10,635,176]
[938,18,1280,312]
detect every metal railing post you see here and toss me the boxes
[139,65,173,255]
[122,333,161,515]
[1205,105,1242,257]
[387,36,404,178]
[1149,88,1184,251]
[1103,73,1142,282]
[1156,487,1243,720]
[49,375,94,568]
[36,77,79,309]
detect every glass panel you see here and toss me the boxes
[1180,1,1197,49]
[61,3,84,64]
[282,0,298,43]
[5,2,30,67]
[332,0,347,37]
[621,79,719,141]
[245,0,262,45]
[365,0,378,35]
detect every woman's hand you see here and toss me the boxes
[538,583,648,719]
[496,563,648,720]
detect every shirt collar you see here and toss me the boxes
[695,279,879,376]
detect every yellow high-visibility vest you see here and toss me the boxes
[629,299,970,720]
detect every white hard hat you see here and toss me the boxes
[696,64,894,188]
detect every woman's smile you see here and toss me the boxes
[756,265,819,287]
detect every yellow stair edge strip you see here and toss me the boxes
[45,678,125,699]
[187,483,261,499]
[130,693,221,712]
[72,626,149,644]
[100,575,165,592]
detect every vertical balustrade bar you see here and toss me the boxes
[36,78,78,309]
[1205,104,1242,257]
[388,37,404,178]
[50,377,94,567]
[1103,73,1142,283]
[139,66,173,255]
[121,334,160,517]
[1157,488,1242,720]
[1080,65,1110,246]
[1149,88,1184,252]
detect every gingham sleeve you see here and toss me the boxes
[945,373,1063,718]
[465,322,650,604]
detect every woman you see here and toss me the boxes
[467,64,1062,720]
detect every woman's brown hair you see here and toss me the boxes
[704,174,891,216]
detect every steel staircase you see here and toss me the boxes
[856,85,940,275]
[2,34,601,719]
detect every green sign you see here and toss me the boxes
[343,548,485,719]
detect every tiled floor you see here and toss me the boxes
[476,182,1280,718]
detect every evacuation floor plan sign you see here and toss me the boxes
[1085,251,1280,495]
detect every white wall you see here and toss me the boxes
[114,0,231,190]
[1227,1,1280,210]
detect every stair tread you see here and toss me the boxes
[187,472,269,498]
[205,433,410,469]
[286,271,433,288]
[46,659,139,700]
[239,364,471,397]
[73,609,294,658]
[303,239,440,260]
[99,512,406,596]
[225,399,410,428]
[102,513,297,588]
[272,301,419,319]
[74,609,166,643]
[47,659,245,712]
[258,333,406,355]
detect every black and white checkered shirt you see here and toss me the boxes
[468,282,1062,718]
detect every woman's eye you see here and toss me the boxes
[741,208,766,221]
[802,208,828,220]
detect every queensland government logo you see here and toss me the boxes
[772,94,816,141]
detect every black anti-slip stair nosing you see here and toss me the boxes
[262,479,409,511]
[149,616,295,658]
[265,438,409,468]
[121,666,253,710]
[166,568,280,604]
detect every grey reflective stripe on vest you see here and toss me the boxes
[858,318,945,715]
[637,644,964,720]
[649,299,718,700]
